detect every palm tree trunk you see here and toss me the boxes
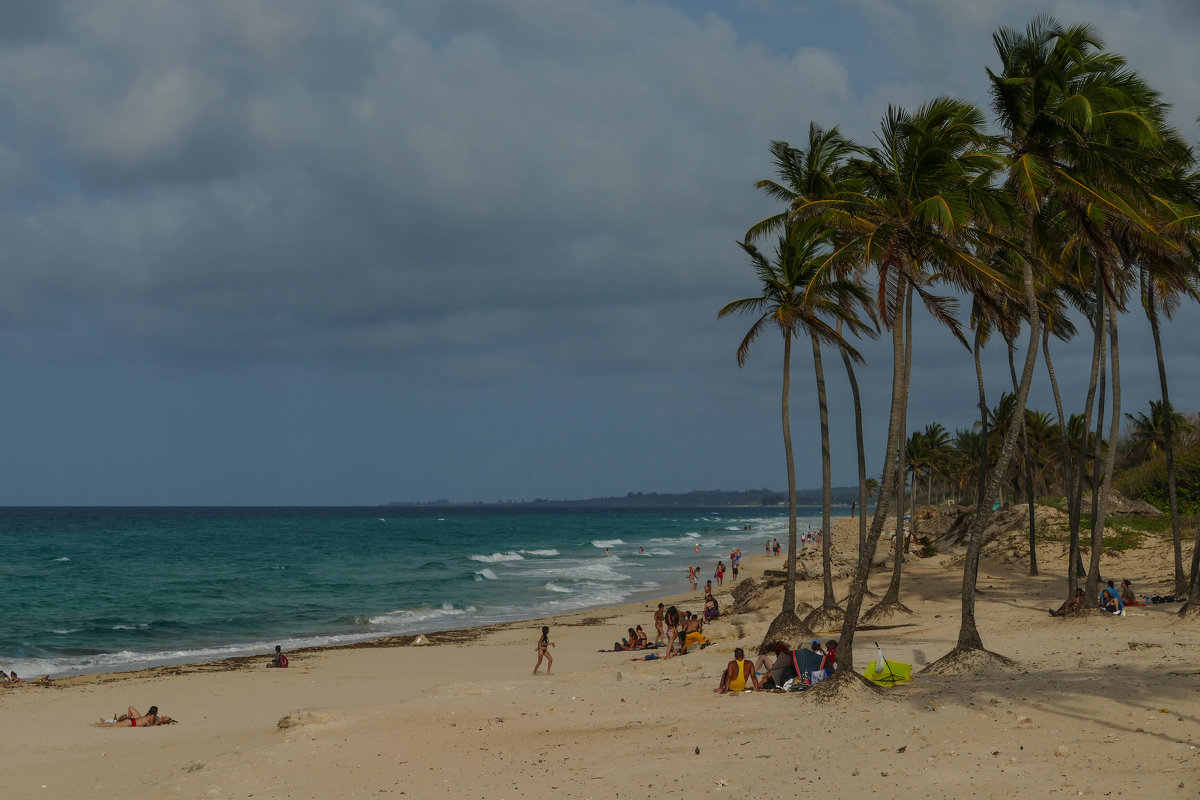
[947,236,1041,656]
[1009,340,1038,576]
[1086,295,1109,600]
[879,460,905,604]
[1072,286,1105,586]
[876,291,914,612]
[837,330,868,554]
[1145,277,1185,594]
[1091,296,1123,598]
[972,322,989,515]
[1042,324,1083,598]
[812,334,837,611]
[781,332,799,614]
[1187,521,1200,613]
[837,280,909,674]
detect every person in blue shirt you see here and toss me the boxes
[1099,585,1123,614]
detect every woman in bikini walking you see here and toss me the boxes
[533,626,554,674]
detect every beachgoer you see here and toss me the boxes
[714,648,760,693]
[704,579,712,596]
[772,539,781,556]
[614,627,639,651]
[8,670,24,684]
[715,561,725,587]
[764,540,770,554]
[533,626,554,674]
[822,640,838,669]
[1120,579,1136,606]
[267,645,288,668]
[94,705,175,727]
[731,550,740,581]
[679,615,708,653]
[688,565,698,591]
[703,594,719,622]
[1099,587,1123,614]
[694,543,699,555]
[634,625,648,649]
[653,603,665,646]
[664,606,681,658]
[1049,588,1085,617]
[753,643,796,688]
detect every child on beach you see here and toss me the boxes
[654,603,665,646]
[533,626,554,674]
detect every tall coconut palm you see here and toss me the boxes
[719,220,869,651]
[787,97,1009,678]
[1125,401,1193,463]
[748,127,879,621]
[937,17,1167,655]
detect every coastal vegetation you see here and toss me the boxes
[723,14,1200,687]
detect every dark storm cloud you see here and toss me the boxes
[0,0,851,382]
[0,0,1195,503]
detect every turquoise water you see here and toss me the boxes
[0,506,840,677]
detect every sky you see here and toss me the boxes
[0,0,1197,505]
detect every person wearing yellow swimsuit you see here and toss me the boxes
[714,648,761,694]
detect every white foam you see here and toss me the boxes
[51,556,70,562]
[520,549,560,557]
[368,603,474,626]
[590,538,625,548]
[474,568,499,581]
[544,581,572,593]
[111,623,150,631]
[469,551,525,563]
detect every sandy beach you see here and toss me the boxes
[3,516,1198,799]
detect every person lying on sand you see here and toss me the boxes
[95,706,176,727]
[8,670,24,684]
[714,648,760,694]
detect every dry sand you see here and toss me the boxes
[2,516,1197,799]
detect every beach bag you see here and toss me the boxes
[279,655,289,668]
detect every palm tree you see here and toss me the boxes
[748,127,879,620]
[938,17,1168,656]
[719,220,868,651]
[1125,401,1193,463]
[787,98,1009,677]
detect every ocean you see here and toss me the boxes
[0,505,841,678]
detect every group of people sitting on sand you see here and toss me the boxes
[1049,578,1158,617]
[608,602,714,659]
[715,639,838,693]
[1,670,50,686]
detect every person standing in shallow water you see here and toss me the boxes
[533,626,554,674]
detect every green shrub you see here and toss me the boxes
[918,535,937,558]
[1117,442,1200,514]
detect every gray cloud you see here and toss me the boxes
[0,0,1195,503]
